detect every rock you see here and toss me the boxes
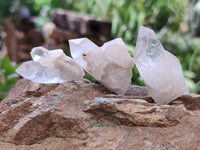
[133,26,187,104]
[84,98,189,127]
[0,79,200,149]
[51,8,112,37]
[69,38,134,95]
[16,47,83,83]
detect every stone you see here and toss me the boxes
[0,79,200,149]
[69,38,134,95]
[51,9,112,37]
[84,97,189,126]
[16,46,84,83]
[133,26,187,104]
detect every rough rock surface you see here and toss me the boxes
[0,79,200,150]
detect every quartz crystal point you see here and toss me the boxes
[134,26,187,104]
[16,47,83,83]
[69,38,134,95]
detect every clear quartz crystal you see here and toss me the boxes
[69,38,134,95]
[134,26,187,104]
[16,47,83,83]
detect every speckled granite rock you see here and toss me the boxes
[0,79,200,150]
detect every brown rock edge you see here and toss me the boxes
[0,79,199,150]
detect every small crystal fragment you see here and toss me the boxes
[133,26,187,104]
[16,47,83,83]
[69,38,134,95]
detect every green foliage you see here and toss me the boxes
[0,0,15,25]
[84,73,99,84]
[184,70,196,93]
[0,56,19,100]
[188,0,200,36]
[0,0,37,26]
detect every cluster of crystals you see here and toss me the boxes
[16,26,187,104]
[133,26,187,104]
[69,38,134,95]
[16,47,83,83]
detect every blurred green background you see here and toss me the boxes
[1,0,200,100]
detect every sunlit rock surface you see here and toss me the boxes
[133,26,187,104]
[16,47,83,83]
[1,79,200,149]
[69,38,134,95]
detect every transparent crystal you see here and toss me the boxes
[16,47,83,83]
[69,38,134,95]
[31,47,49,61]
[134,26,187,104]
[69,38,134,94]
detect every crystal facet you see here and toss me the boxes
[69,38,134,95]
[16,47,83,83]
[133,26,187,104]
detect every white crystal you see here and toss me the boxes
[133,26,187,104]
[69,38,134,95]
[16,47,83,83]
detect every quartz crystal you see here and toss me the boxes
[16,47,83,83]
[133,26,187,104]
[69,38,134,95]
